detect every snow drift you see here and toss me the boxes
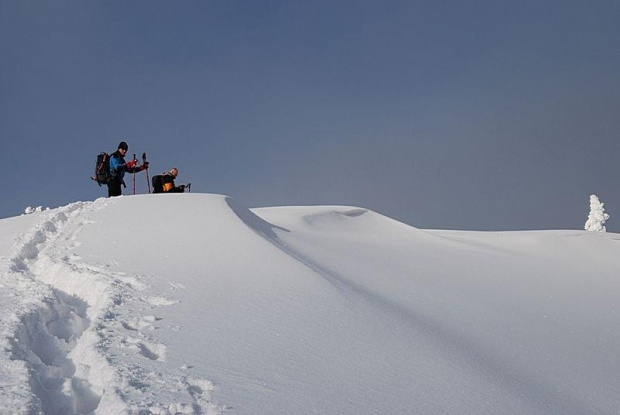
[0,194,619,414]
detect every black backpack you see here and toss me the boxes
[92,152,111,186]
[152,174,164,193]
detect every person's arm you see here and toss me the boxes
[109,155,122,175]
[110,154,136,173]
[162,178,184,193]
[124,159,139,173]
[134,162,149,173]
[162,175,175,192]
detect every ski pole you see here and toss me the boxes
[132,153,137,195]
[143,152,151,193]
[187,182,191,193]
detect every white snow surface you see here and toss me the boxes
[0,194,619,414]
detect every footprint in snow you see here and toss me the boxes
[147,296,179,307]
[121,315,161,331]
[121,336,167,361]
[138,341,167,361]
[112,274,148,291]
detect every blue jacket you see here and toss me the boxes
[109,151,138,181]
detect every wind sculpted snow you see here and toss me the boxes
[1,194,619,414]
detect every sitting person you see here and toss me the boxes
[153,167,186,193]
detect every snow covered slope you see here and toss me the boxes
[1,194,619,414]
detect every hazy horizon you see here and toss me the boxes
[2,1,619,231]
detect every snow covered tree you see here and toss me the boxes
[585,194,610,232]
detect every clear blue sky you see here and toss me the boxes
[2,1,619,231]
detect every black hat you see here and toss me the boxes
[118,141,129,151]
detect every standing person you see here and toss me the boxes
[107,141,149,197]
[153,168,186,193]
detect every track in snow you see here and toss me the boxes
[2,199,222,414]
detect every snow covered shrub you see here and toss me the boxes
[585,194,610,232]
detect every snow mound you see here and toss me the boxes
[0,194,619,414]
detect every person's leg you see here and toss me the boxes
[107,181,122,197]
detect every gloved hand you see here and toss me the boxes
[143,161,149,169]
[179,185,186,191]
[126,160,137,169]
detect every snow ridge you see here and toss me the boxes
[1,199,222,414]
[243,203,615,415]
